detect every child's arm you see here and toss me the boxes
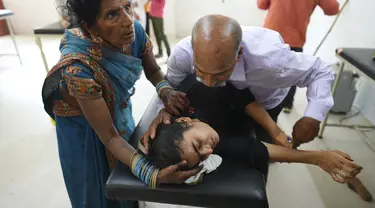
[245,102,292,148]
[263,142,362,183]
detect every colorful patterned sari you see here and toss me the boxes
[42,21,152,208]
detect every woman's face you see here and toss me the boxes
[176,118,220,169]
[93,0,135,49]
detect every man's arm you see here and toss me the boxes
[245,102,292,148]
[251,32,334,122]
[318,0,340,15]
[257,0,270,10]
[284,51,334,122]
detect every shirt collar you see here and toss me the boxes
[229,55,246,82]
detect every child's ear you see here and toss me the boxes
[175,117,193,124]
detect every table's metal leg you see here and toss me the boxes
[318,62,345,138]
[5,18,22,65]
[35,36,49,73]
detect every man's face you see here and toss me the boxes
[193,39,241,87]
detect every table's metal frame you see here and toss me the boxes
[34,34,63,73]
[0,14,22,65]
[319,55,375,151]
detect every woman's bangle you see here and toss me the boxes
[156,80,173,95]
[130,152,160,188]
[129,150,138,165]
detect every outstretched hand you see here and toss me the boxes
[141,109,172,154]
[316,150,362,183]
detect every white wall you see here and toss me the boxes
[3,0,60,34]
[3,0,174,36]
[3,0,175,36]
[4,0,375,122]
[164,0,176,38]
[305,0,375,61]
[174,0,266,38]
[304,0,375,124]
[3,0,264,37]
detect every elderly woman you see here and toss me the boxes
[42,0,199,208]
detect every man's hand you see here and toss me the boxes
[160,88,190,116]
[157,161,203,184]
[292,117,320,148]
[141,109,172,153]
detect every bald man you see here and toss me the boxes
[147,15,334,148]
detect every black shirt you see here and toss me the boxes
[176,75,269,174]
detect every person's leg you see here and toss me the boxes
[56,117,86,207]
[56,116,137,208]
[151,17,163,57]
[158,17,171,57]
[282,47,303,113]
[282,86,296,113]
[263,142,362,183]
[145,12,150,36]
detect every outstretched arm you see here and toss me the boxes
[245,102,292,148]
[263,142,362,183]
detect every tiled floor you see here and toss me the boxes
[0,35,374,208]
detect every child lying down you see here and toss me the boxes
[144,74,363,185]
[146,113,362,185]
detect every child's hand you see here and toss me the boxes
[274,131,293,149]
[315,150,362,183]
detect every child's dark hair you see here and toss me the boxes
[147,122,192,169]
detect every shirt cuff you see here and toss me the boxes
[304,100,333,122]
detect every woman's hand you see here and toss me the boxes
[315,150,362,183]
[159,88,190,116]
[157,161,202,184]
[141,109,172,153]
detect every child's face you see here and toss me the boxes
[175,117,220,169]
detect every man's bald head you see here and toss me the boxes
[192,15,242,54]
[190,15,243,88]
